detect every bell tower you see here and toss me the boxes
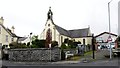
[47,7,53,20]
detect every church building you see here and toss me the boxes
[39,7,92,47]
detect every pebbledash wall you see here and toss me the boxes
[8,48,61,62]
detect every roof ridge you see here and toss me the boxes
[68,28,89,31]
[95,32,118,38]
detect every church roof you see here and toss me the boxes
[55,25,71,37]
[55,24,90,38]
[69,28,89,38]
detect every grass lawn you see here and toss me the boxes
[66,51,96,61]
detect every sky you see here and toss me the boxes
[0,0,119,37]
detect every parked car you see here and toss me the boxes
[65,51,74,59]
[112,48,120,57]
[98,45,107,50]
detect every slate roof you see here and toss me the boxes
[0,24,18,37]
[7,28,18,37]
[69,28,89,38]
[55,25,70,37]
[55,24,90,38]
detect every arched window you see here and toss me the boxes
[45,28,52,48]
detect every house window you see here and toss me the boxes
[11,37,14,42]
[6,35,8,42]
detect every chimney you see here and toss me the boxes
[0,17,4,25]
[11,26,15,33]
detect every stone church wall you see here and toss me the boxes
[8,48,61,62]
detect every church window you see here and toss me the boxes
[48,24,50,27]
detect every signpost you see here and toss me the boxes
[107,36,112,59]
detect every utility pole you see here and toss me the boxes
[92,34,95,59]
[108,0,113,59]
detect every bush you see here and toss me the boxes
[51,41,58,47]
[64,39,79,49]
[61,43,67,49]
[32,39,45,48]
[9,42,28,48]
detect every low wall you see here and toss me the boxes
[8,48,61,62]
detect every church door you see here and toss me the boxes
[45,29,52,48]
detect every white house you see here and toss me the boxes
[0,17,18,48]
[39,7,92,48]
[95,32,117,49]
[18,37,31,45]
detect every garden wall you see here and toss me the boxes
[8,48,61,62]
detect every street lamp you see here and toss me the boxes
[108,0,113,59]
[30,32,32,47]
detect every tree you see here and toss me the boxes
[32,35,38,41]
[31,39,46,48]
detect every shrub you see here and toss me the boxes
[32,39,45,48]
[51,41,58,47]
[27,42,30,47]
[9,42,28,48]
[61,43,67,49]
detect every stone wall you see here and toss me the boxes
[8,48,61,62]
